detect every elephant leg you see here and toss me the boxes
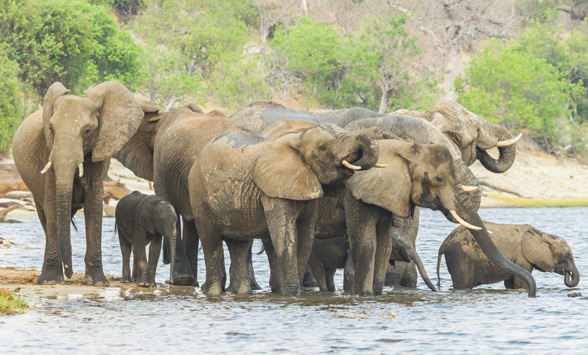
[504,278,516,289]
[118,229,132,283]
[262,238,281,293]
[246,243,261,291]
[343,254,355,293]
[183,219,200,287]
[302,270,319,288]
[296,199,318,283]
[38,172,65,285]
[197,222,226,296]
[325,268,337,292]
[132,230,149,287]
[345,195,378,295]
[170,216,196,286]
[82,161,108,286]
[226,239,253,295]
[373,219,394,295]
[263,197,300,296]
[308,251,329,292]
[147,235,162,287]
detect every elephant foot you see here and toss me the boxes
[250,279,262,291]
[203,281,224,296]
[171,260,197,286]
[227,281,252,295]
[171,275,197,286]
[121,276,132,283]
[37,265,65,285]
[81,271,109,286]
[302,272,319,288]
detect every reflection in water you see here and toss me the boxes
[1,208,588,352]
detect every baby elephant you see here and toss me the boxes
[437,222,580,290]
[309,230,437,292]
[115,191,178,287]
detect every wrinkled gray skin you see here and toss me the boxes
[308,231,436,293]
[189,121,380,296]
[438,222,580,290]
[12,81,144,285]
[115,103,263,289]
[115,191,178,287]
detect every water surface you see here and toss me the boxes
[1,207,587,353]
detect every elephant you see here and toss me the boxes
[115,191,178,287]
[12,81,144,285]
[392,100,522,172]
[188,121,382,296]
[437,222,580,290]
[308,231,437,293]
[342,139,534,296]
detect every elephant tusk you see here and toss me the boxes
[374,163,388,168]
[78,163,84,177]
[496,133,523,147]
[342,160,362,171]
[462,185,478,192]
[40,161,52,174]
[449,210,482,231]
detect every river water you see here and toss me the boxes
[1,207,587,353]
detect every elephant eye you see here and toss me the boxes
[318,142,328,152]
[436,176,444,184]
[49,126,54,135]
[83,126,93,135]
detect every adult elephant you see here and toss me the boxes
[392,100,522,173]
[12,82,144,285]
[188,121,382,296]
[115,102,233,286]
[344,140,536,296]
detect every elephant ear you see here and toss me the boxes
[84,81,144,162]
[137,197,156,234]
[347,140,413,218]
[114,100,162,181]
[42,82,71,145]
[254,133,323,200]
[521,228,555,272]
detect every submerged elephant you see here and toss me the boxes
[116,191,178,287]
[12,82,144,285]
[189,122,382,296]
[437,222,580,290]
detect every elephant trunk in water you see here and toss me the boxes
[476,119,520,173]
[451,190,537,297]
[564,259,580,287]
[407,248,437,292]
[51,136,84,278]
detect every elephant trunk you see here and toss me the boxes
[166,227,177,284]
[476,119,518,173]
[52,138,84,279]
[408,248,437,292]
[564,259,580,287]
[349,133,380,170]
[453,158,481,211]
[451,190,537,297]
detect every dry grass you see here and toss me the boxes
[0,288,29,315]
[486,194,588,208]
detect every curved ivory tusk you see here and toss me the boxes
[40,161,52,174]
[78,163,84,177]
[449,210,482,231]
[496,133,523,147]
[342,160,361,171]
[462,185,478,192]
[374,164,388,168]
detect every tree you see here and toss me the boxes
[0,52,23,154]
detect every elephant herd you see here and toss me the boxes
[12,80,580,299]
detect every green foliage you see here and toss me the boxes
[0,0,140,96]
[0,51,23,154]
[457,18,588,152]
[0,288,29,315]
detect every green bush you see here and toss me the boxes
[0,52,23,154]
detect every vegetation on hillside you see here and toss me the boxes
[0,0,587,157]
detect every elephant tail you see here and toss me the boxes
[436,246,445,290]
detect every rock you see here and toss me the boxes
[0,164,28,198]
[568,292,582,298]
[0,237,11,248]
[4,191,33,201]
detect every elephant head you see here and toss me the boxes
[40,81,144,277]
[388,228,437,292]
[137,196,178,285]
[347,140,537,296]
[254,124,381,200]
[521,228,580,287]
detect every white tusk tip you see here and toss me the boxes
[462,185,478,192]
[374,163,388,168]
[342,160,362,171]
[496,133,523,147]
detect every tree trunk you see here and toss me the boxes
[378,87,389,114]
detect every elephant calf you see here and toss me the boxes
[309,230,437,293]
[437,222,580,290]
[115,191,178,287]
